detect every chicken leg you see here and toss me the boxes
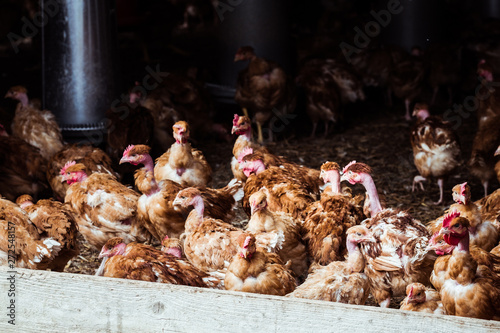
[242,107,249,118]
[257,121,264,144]
[404,99,411,121]
[482,180,488,198]
[433,178,444,205]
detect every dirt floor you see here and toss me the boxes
[64,91,498,308]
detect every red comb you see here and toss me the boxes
[60,161,76,175]
[232,114,240,127]
[408,285,414,298]
[123,144,134,157]
[342,160,357,174]
[460,182,467,196]
[442,211,460,228]
[243,235,252,248]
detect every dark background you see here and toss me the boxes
[0,0,498,106]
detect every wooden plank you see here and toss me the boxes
[1,266,499,333]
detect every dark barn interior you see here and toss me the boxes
[1,0,500,315]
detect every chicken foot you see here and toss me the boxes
[412,175,426,192]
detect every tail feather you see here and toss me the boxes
[224,178,244,202]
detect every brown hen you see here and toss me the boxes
[96,237,222,288]
[0,197,61,270]
[224,233,296,296]
[16,194,79,272]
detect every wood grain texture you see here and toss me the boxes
[1,266,500,333]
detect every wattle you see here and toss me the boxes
[443,234,461,246]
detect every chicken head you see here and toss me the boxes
[231,114,252,135]
[451,182,470,205]
[405,283,427,304]
[236,233,256,259]
[60,161,88,185]
[119,144,151,166]
[98,237,127,258]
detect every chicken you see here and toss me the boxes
[120,144,243,241]
[469,60,500,196]
[400,283,446,315]
[427,231,500,291]
[246,188,308,278]
[172,0,218,34]
[46,143,119,201]
[287,225,372,305]
[428,183,498,251]
[0,197,61,269]
[424,43,461,105]
[439,212,500,320]
[96,237,222,288]
[341,161,436,307]
[0,128,50,201]
[161,235,183,259]
[224,233,296,296]
[5,85,64,159]
[61,161,150,250]
[410,103,461,205]
[302,162,364,265]
[16,194,79,272]
[234,46,295,143]
[469,115,500,197]
[240,152,321,220]
[474,188,500,233]
[389,48,425,120]
[296,58,364,137]
[231,114,268,182]
[173,188,283,273]
[134,71,221,151]
[154,120,212,187]
[349,44,400,106]
[105,100,155,169]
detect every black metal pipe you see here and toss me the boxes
[41,0,119,143]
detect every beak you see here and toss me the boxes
[361,235,376,243]
[340,174,348,182]
[119,157,128,165]
[173,197,182,206]
[439,228,450,236]
[495,146,500,156]
[234,55,240,62]
[240,248,249,259]
[231,126,238,134]
[98,249,108,259]
[250,204,256,215]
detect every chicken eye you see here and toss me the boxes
[180,196,185,200]
[356,232,362,236]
